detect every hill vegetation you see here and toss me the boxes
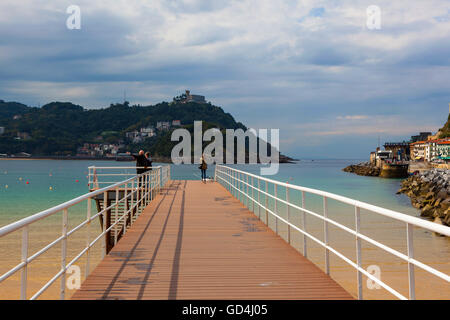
[438,113,450,138]
[0,98,288,161]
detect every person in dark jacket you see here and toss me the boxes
[199,155,207,182]
[132,150,147,175]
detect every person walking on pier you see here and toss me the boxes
[199,155,207,182]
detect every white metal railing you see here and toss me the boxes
[0,165,170,300]
[214,165,450,300]
[88,166,171,190]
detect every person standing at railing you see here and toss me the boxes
[199,155,207,182]
[145,152,153,172]
[132,150,147,175]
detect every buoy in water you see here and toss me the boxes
[49,186,53,190]
[19,177,22,181]
[26,181,29,184]
[75,179,79,182]
[5,185,8,189]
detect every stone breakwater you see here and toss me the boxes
[397,169,450,227]
[342,162,380,176]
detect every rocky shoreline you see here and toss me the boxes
[342,162,380,176]
[397,169,450,227]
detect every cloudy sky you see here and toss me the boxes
[0,0,449,158]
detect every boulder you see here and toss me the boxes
[421,204,435,217]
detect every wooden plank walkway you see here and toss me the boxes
[72,180,353,300]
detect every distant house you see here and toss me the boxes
[13,115,22,120]
[0,127,4,135]
[410,141,427,161]
[156,121,171,131]
[140,127,155,137]
[172,120,181,126]
[437,140,450,161]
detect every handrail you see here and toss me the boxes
[214,165,450,300]
[215,166,450,236]
[0,165,171,300]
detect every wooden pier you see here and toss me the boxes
[72,180,352,300]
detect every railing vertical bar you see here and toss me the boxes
[302,191,307,258]
[287,185,291,245]
[323,196,330,275]
[257,178,261,219]
[355,206,363,300]
[114,187,119,246]
[123,182,128,235]
[86,198,91,277]
[252,176,255,213]
[407,223,416,300]
[102,191,107,259]
[20,226,29,300]
[265,181,269,225]
[60,208,68,300]
[274,184,278,235]
[130,180,135,225]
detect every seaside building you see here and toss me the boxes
[410,141,427,161]
[0,127,4,135]
[383,142,410,161]
[436,140,450,161]
[172,120,181,126]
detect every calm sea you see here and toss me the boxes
[0,159,448,299]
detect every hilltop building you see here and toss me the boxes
[173,90,206,104]
[0,127,4,135]
[411,132,432,143]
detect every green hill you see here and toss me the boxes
[438,113,450,138]
[0,99,290,162]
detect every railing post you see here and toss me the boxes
[124,183,128,235]
[274,184,278,235]
[251,176,255,213]
[114,187,119,246]
[355,206,363,300]
[257,178,261,219]
[246,175,249,208]
[20,226,29,300]
[265,181,269,225]
[302,191,307,258]
[60,208,68,300]
[86,198,91,277]
[286,185,290,245]
[323,196,330,275]
[102,191,107,259]
[407,223,416,300]
[130,180,135,225]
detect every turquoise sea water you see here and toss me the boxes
[0,159,417,224]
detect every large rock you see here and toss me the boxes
[421,204,435,217]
